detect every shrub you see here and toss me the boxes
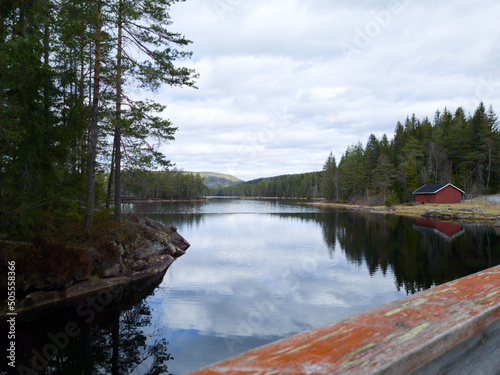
[385,192,399,207]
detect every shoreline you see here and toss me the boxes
[305,201,500,224]
[0,254,175,319]
[121,197,209,203]
[0,217,191,319]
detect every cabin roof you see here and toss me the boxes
[413,183,465,195]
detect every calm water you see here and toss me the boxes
[2,199,499,374]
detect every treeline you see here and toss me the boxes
[212,172,323,198]
[122,170,207,200]
[0,0,196,238]
[213,103,499,204]
[323,103,500,204]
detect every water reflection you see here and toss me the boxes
[1,273,174,375]
[413,218,464,241]
[4,200,498,375]
[317,212,499,294]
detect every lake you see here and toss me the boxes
[2,199,499,374]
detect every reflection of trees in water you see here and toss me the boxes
[6,275,173,375]
[87,301,172,375]
[316,211,500,294]
[151,213,206,230]
[317,212,338,257]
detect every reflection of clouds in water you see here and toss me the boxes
[157,213,405,340]
[136,200,499,374]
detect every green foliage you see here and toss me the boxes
[122,169,207,199]
[0,0,196,238]
[321,102,500,203]
[385,192,398,207]
[212,172,322,198]
[338,142,368,201]
[187,172,243,188]
[322,152,338,201]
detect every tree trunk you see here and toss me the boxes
[106,144,115,209]
[114,0,123,222]
[43,5,50,123]
[84,1,102,233]
[487,142,492,189]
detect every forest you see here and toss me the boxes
[329,102,499,205]
[2,2,498,240]
[213,103,500,204]
[122,170,206,200]
[0,0,197,239]
[212,172,322,198]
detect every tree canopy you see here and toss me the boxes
[212,103,499,204]
[333,103,499,205]
[0,0,196,239]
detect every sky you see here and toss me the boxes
[154,0,500,181]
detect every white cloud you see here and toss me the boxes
[154,0,500,179]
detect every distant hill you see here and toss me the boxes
[185,172,244,189]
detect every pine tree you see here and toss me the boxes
[108,0,198,221]
[321,152,338,201]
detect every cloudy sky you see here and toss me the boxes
[156,0,500,180]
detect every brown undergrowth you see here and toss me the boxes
[0,213,175,300]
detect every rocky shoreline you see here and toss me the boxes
[0,217,190,318]
[306,201,500,224]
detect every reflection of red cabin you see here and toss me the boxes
[414,218,463,240]
[413,184,464,204]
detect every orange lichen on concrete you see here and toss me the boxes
[188,265,500,375]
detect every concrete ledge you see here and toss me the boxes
[188,265,500,375]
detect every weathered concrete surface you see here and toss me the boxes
[188,265,500,375]
[411,318,500,375]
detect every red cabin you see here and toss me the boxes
[413,183,464,204]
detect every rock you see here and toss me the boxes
[173,249,186,258]
[134,241,164,260]
[422,208,457,220]
[122,268,134,277]
[169,231,191,251]
[130,260,147,271]
[101,264,121,278]
[138,216,169,232]
[163,243,178,257]
[0,216,187,317]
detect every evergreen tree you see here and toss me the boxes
[108,0,198,222]
[321,152,338,201]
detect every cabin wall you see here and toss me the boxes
[415,186,462,204]
[415,194,433,203]
[435,186,462,203]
